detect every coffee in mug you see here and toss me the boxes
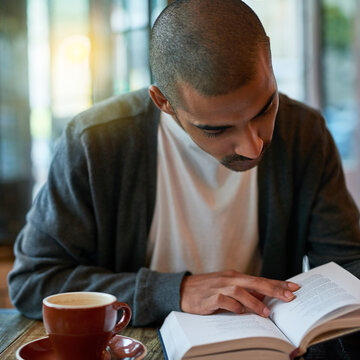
[43,292,131,360]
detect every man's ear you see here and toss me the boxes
[148,85,175,115]
[266,36,271,52]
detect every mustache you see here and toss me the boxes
[220,142,271,166]
[221,154,254,165]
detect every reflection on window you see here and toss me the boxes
[0,0,32,243]
[113,29,150,94]
[26,0,168,194]
[111,0,167,94]
[321,0,358,165]
[244,0,360,206]
[28,0,93,194]
[243,0,305,101]
[28,0,51,194]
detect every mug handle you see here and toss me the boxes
[113,302,132,334]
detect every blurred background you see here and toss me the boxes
[0,0,359,306]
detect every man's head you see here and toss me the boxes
[149,0,279,171]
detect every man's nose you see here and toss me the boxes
[233,124,264,159]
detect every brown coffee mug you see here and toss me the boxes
[43,292,132,360]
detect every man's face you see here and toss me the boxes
[171,52,279,172]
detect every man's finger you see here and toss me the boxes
[222,286,270,317]
[248,290,265,301]
[207,293,245,315]
[228,275,300,302]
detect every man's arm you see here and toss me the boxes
[9,224,186,325]
[305,121,360,277]
[7,118,186,326]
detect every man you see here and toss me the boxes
[8,0,360,352]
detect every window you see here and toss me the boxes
[244,0,305,101]
[320,0,360,206]
[110,0,167,94]
[0,0,32,244]
[245,0,360,207]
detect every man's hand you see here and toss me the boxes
[180,270,300,317]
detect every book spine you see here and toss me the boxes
[290,347,299,360]
[157,329,169,360]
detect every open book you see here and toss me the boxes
[159,262,360,359]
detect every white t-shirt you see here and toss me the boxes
[147,112,261,275]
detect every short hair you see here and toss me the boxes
[150,0,270,108]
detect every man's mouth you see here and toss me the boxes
[221,157,260,172]
[220,143,270,171]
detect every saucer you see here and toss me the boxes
[108,335,147,360]
[16,335,147,360]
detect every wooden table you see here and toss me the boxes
[2,309,359,359]
[0,309,164,359]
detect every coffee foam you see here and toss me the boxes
[44,292,116,308]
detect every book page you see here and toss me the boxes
[264,262,360,347]
[173,311,290,346]
[160,311,292,359]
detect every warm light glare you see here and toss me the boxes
[61,35,91,64]
[53,34,92,117]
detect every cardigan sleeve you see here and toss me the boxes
[8,116,185,326]
[305,119,360,277]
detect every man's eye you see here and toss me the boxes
[263,101,274,115]
[203,129,225,138]
[254,101,274,120]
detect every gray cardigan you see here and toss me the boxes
[8,89,360,326]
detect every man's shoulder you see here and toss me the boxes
[278,93,324,122]
[69,88,156,136]
[276,93,326,139]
